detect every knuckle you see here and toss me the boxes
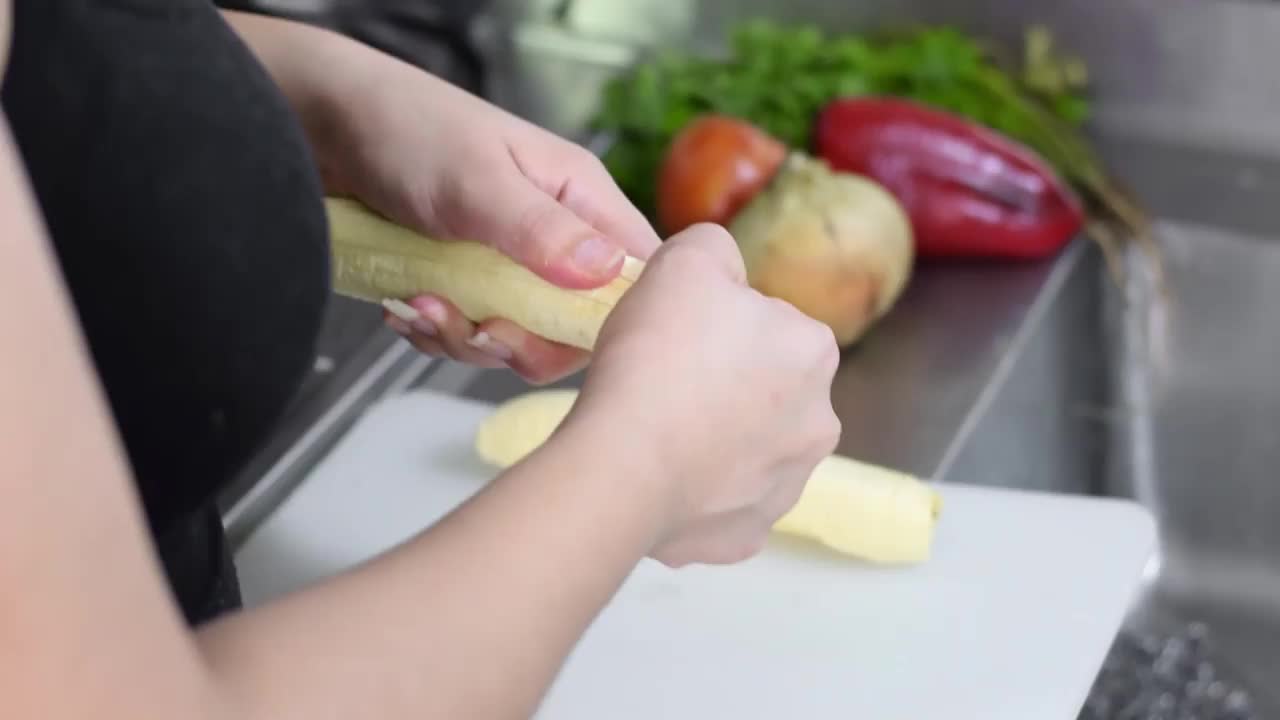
[767,477,808,520]
[805,314,837,347]
[819,410,843,454]
[762,295,793,314]
[654,548,692,569]
[818,328,841,371]
[652,240,696,267]
[651,243,716,283]
[776,297,814,327]
[762,296,801,327]
[731,533,770,563]
[675,223,740,262]
[816,317,839,345]
[572,146,608,175]
[686,221,735,244]
[784,311,839,366]
[778,308,833,354]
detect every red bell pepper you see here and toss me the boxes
[813,97,1085,260]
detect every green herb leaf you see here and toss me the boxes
[590,21,1099,221]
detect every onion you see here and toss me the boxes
[728,152,914,347]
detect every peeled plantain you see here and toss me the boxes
[474,388,942,565]
[326,197,644,351]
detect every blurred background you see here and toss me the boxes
[215,2,1280,718]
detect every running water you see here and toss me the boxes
[1078,623,1258,720]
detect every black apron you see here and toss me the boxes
[2,0,331,624]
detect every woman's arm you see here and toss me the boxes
[4,11,215,719]
[1,108,837,720]
[3,11,836,719]
[199,425,665,719]
[219,10,670,385]
[1,104,665,720]
[0,113,226,720]
[3,96,818,719]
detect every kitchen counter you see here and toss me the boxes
[221,221,1102,548]
[220,0,1108,541]
[219,2,1280,716]
[451,242,1092,483]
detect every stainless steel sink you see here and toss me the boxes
[952,215,1280,717]
[225,1,1280,716]
[1103,221,1280,712]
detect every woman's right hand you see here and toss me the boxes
[567,223,843,568]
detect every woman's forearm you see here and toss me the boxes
[10,75,667,717]
[197,419,667,720]
[212,14,672,715]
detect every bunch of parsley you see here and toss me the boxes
[588,21,1103,222]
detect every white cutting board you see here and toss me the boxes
[234,390,1155,720]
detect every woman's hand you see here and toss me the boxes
[248,20,657,383]
[560,223,844,567]
[226,10,660,383]
[334,68,660,383]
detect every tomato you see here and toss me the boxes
[655,115,787,236]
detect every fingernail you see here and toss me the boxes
[570,237,624,274]
[384,299,436,336]
[413,297,449,328]
[467,331,513,361]
[382,298,420,322]
[386,316,413,336]
[412,317,438,336]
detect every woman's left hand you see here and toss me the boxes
[313,51,662,385]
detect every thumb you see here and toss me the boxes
[661,222,749,286]
[458,172,627,290]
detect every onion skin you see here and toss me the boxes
[656,114,787,236]
[729,153,914,347]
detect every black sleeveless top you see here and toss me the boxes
[3,0,331,623]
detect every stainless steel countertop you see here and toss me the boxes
[220,2,1280,715]
[222,0,1280,539]
[443,245,1082,482]
[220,0,1094,533]
[220,232,1085,548]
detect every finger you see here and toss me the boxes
[384,312,450,356]
[404,294,506,368]
[663,222,748,286]
[512,140,661,261]
[405,332,448,358]
[438,169,627,290]
[477,318,590,385]
[554,154,663,261]
[384,314,418,340]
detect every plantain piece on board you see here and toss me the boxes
[473,389,943,565]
